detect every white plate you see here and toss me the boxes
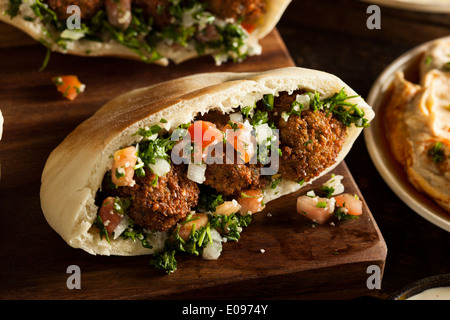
[360,0,450,13]
[364,36,450,232]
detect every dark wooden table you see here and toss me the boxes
[0,0,449,303]
[277,0,450,299]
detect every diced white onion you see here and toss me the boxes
[241,95,256,109]
[202,229,222,260]
[322,174,345,195]
[229,112,243,123]
[149,157,171,177]
[306,190,316,197]
[241,119,254,144]
[215,200,241,216]
[296,93,311,110]
[255,123,273,145]
[78,84,86,93]
[20,0,37,18]
[187,163,207,184]
[60,29,86,40]
[113,215,131,240]
[327,197,337,213]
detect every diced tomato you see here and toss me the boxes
[111,146,137,187]
[99,197,123,234]
[223,121,256,163]
[334,193,363,216]
[238,189,265,215]
[241,22,256,34]
[52,75,85,101]
[297,195,335,224]
[188,120,224,151]
[177,213,209,242]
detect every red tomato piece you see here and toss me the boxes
[99,197,123,234]
[52,75,85,101]
[238,189,265,215]
[334,193,363,216]
[188,120,223,150]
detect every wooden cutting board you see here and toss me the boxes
[0,22,387,300]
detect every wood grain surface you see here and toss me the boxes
[0,19,386,300]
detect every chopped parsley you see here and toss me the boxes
[150,217,213,274]
[316,201,327,208]
[241,104,255,118]
[133,125,177,174]
[270,175,282,189]
[120,223,154,249]
[6,0,22,18]
[319,186,335,198]
[281,89,369,128]
[227,121,240,131]
[334,207,359,221]
[196,193,224,213]
[93,215,111,244]
[428,142,447,163]
[114,197,131,215]
[250,110,270,127]
[309,88,369,127]
[287,100,305,117]
[150,207,251,274]
[262,94,274,111]
[150,250,177,274]
[209,212,252,242]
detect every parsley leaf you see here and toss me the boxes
[197,193,224,213]
[150,250,177,274]
[428,142,446,163]
[6,0,23,18]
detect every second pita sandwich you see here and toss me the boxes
[0,0,291,65]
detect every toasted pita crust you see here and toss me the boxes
[384,71,421,166]
[0,0,291,65]
[40,67,374,256]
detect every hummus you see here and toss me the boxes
[385,39,450,212]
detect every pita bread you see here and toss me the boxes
[385,39,450,212]
[40,67,374,256]
[0,0,291,65]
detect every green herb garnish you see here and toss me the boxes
[227,121,240,131]
[334,207,359,221]
[197,193,224,213]
[93,215,111,244]
[319,186,335,198]
[6,0,22,18]
[428,142,446,163]
[316,201,327,208]
[262,94,274,111]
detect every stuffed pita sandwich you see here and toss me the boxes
[40,67,374,273]
[0,0,291,65]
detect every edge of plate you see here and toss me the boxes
[364,36,450,232]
